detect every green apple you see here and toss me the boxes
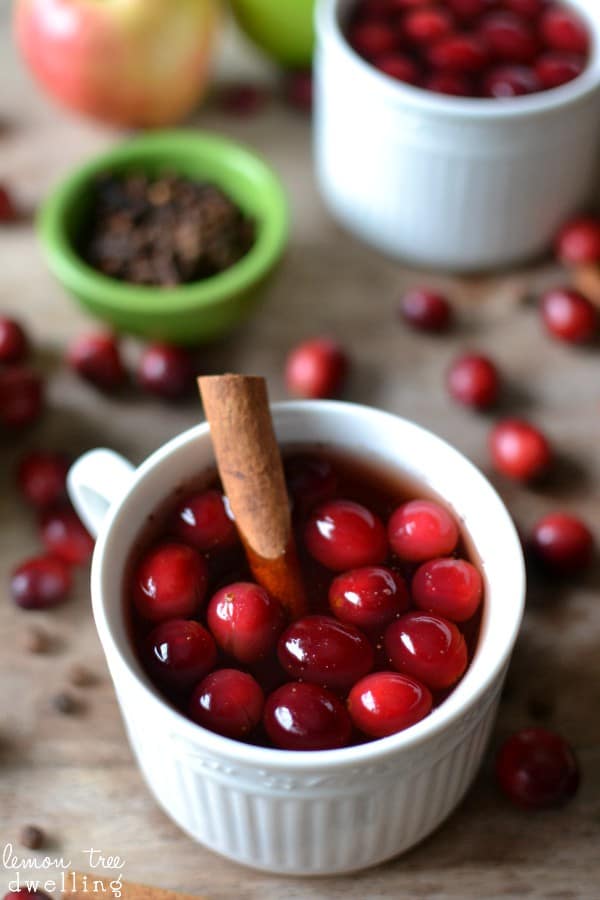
[231,0,315,66]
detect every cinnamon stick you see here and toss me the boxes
[198,374,307,620]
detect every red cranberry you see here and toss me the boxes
[39,505,94,565]
[479,12,538,64]
[357,0,393,18]
[423,70,473,96]
[540,7,589,56]
[348,671,432,738]
[447,353,500,409]
[0,316,28,363]
[403,7,453,46]
[446,0,494,20]
[349,21,398,58]
[11,554,72,610]
[490,418,552,481]
[277,614,374,690]
[483,64,541,97]
[284,453,338,516]
[555,216,600,265]
[207,582,285,663]
[190,669,264,739]
[4,891,53,900]
[0,184,18,222]
[264,682,352,750]
[530,512,594,574]
[535,52,585,89]
[385,611,467,689]
[504,0,544,19]
[540,287,597,344]
[388,499,459,563]
[375,53,420,84]
[0,366,43,429]
[329,566,409,629]
[412,557,483,622]
[496,728,579,808]
[283,69,313,112]
[427,34,488,73]
[218,83,269,115]
[67,332,126,392]
[285,338,348,399]
[399,288,452,332]
[146,619,216,691]
[133,542,208,623]
[305,499,388,571]
[138,343,195,400]
[17,451,70,508]
[171,489,237,551]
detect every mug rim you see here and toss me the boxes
[91,400,526,771]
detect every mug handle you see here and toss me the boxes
[67,448,136,538]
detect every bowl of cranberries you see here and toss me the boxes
[315,0,600,270]
[68,400,525,874]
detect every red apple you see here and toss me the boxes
[14,0,221,128]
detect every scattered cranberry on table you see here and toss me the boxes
[385,611,468,690]
[305,499,388,571]
[0,184,18,223]
[0,365,43,429]
[189,669,265,740]
[171,489,237,552]
[11,554,72,610]
[348,671,433,738]
[412,556,483,622]
[283,69,313,112]
[67,331,126,392]
[137,342,195,400]
[218,83,269,116]
[285,337,348,399]
[278,614,374,690]
[329,565,409,629]
[207,582,285,664]
[489,418,552,481]
[496,728,579,808]
[0,316,28,363]
[133,542,208,623]
[17,451,70,509]
[447,353,500,409]
[540,287,597,344]
[3,891,53,900]
[388,499,459,563]
[529,512,594,574]
[39,505,94,565]
[145,619,217,691]
[399,288,453,333]
[555,215,600,265]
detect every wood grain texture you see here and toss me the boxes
[1,10,599,900]
[65,872,204,900]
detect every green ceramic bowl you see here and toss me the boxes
[38,131,288,344]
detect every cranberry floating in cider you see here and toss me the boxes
[127,375,484,751]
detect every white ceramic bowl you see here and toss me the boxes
[315,0,600,271]
[68,401,525,875]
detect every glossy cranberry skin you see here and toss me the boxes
[447,353,500,409]
[403,8,453,46]
[399,288,452,332]
[285,338,348,399]
[4,891,53,900]
[375,53,420,84]
[17,451,70,508]
[305,499,388,571]
[483,64,541,97]
[555,216,600,265]
[446,0,494,20]
[385,611,467,690]
[349,21,397,58]
[535,52,585,89]
[0,366,43,429]
[207,582,285,663]
[39,505,94,565]
[423,70,473,95]
[348,672,432,738]
[146,619,217,691]
[412,557,483,622]
[504,0,544,19]
[138,343,195,400]
[277,614,374,690]
[490,418,552,481]
[480,13,538,64]
[388,499,459,563]
[496,728,579,809]
[264,682,352,750]
[11,554,72,610]
[540,287,597,344]
[67,332,126,392]
[530,513,594,574]
[0,184,18,222]
[329,566,409,629]
[540,7,589,56]
[284,69,313,112]
[190,669,265,739]
[133,542,208,623]
[427,34,488,73]
[171,489,237,551]
[0,316,28,363]
[285,453,338,516]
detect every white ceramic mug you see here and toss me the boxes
[68,401,525,875]
[315,0,600,271]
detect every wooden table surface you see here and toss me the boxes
[1,10,599,900]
